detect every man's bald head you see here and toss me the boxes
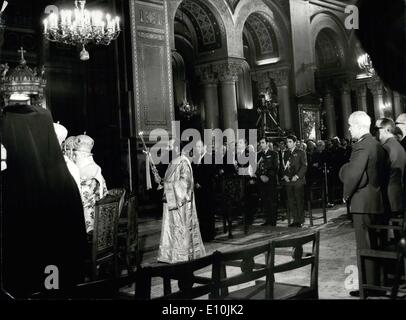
[348,111,371,140]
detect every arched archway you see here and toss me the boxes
[243,12,280,67]
[240,10,282,111]
[314,28,345,73]
[234,0,291,61]
[310,12,349,70]
[171,0,231,132]
[313,20,352,139]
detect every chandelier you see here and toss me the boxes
[357,53,375,77]
[43,0,120,61]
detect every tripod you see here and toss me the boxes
[256,100,284,138]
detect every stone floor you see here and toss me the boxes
[122,205,360,300]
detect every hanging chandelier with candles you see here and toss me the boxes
[43,0,120,61]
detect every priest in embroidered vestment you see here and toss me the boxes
[157,142,206,264]
[73,134,108,234]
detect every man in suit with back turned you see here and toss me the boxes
[339,111,389,298]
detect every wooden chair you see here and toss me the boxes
[268,231,320,299]
[90,192,121,280]
[135,255,214,300]
[357,218,406,299]
[107,188,126,218]
[211,242,271,299]
[306,180,327,226]
[117,194,139,278]
[221,175,248,238]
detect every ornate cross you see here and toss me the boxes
[18,47,26,63]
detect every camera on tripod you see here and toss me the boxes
[256,87,284,138]
[257,87,278,113]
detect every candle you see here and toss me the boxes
[115,17,120,32]
[74,8,80,24]
[92,11,96,27]
[43,19,48,33]
[49,13,57,28]
[61,10,66,26]
[66,10,72,26]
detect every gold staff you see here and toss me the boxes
[139,131,163,190]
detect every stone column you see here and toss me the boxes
[196,66,220,129]
[324,90,337,138]
[393,91,404,117]
[202,82,220,129]
[272,69,292,130]
[356,84,368,112]
[341,83,352,139]
[369,80,385,119]
[216,61,241,134]
[237,60,253,110]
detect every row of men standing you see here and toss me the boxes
[167,134,309,242]
[339,112,406,296]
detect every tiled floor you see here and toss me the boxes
[123,205,359,299]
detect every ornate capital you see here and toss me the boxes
[356,84,367,97]
[195,65,217,85]
[214,61,242,83]
[341,83,351,95]
[269,69,290,87]
[368,79,384,96]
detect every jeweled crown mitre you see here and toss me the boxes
[0,47,46,98]
[73,134,94,154]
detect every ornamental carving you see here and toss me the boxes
[356,84,367,97]
[95,203,117,251]
[195,65,217,84]
[367,79,384,96]
[215,61,242,82]
[269,69,289,87]
[138,31,165,41]
[246,14,275,55]
[341,83,351,95]
[178,0,223,52]
[139,9,164,26]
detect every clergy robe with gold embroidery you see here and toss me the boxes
[157,154,206,263]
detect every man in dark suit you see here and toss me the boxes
[192,140,215,241]
[280,135,307,228]
[395,113,406,151]
[376,118,406,216]
[339,111,388,297]
[235,138,257,227]
[255,137,279,226]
